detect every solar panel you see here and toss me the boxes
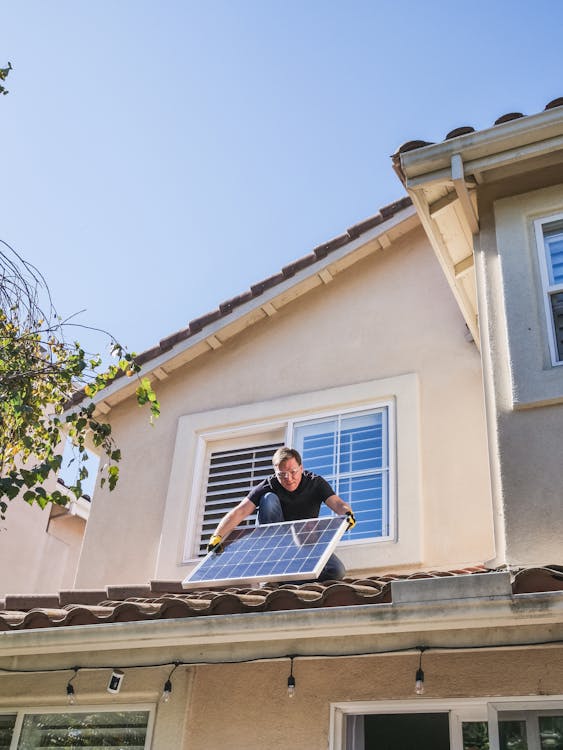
[182,516,348,589]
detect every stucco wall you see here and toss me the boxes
[0,497,84,597]
[476,170,563,565]
[75,224,493,587]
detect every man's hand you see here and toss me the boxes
[345,511,356,530]
[207,535,224,554]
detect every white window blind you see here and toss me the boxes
[292,407,390,542]
[198,442,283,555]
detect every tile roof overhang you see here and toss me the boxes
[0,567,562,671]
[390,98,563,348]
[68,198,417,415]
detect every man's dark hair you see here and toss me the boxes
[272,446,302,468]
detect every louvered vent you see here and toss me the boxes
[198,442,283,555]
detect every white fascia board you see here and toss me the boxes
[90,205,417,406]
[0,589,562,666]
[400,106,563,183]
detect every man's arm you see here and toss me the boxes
[325,494,352,515]
[211,497,257,541]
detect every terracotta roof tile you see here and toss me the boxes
[394,95,563,157]
[59,589,107,606]
[445,126,475,139]
[1,565,561,632]
[493,112,524,125]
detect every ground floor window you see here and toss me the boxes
[0,707,153,749]
[0,715,16,749]
[332,698,563,750]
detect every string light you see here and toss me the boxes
[287,657,296,698]
[66,668,79,705]
[415,648,426,695]
[161,662,180,703]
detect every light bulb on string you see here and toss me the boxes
[161,662,180,703]
[161,679,172,703]
[415,648,426,696]
[66,667,79,705]
[287,657,296,698]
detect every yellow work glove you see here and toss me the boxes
[207,534,224,554]
[345,511,356,530]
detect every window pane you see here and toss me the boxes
[550,292,563,362]
[17,710,150,749]
[544,220,563,285]
[499,720,528,750]
[297,419,338,479]
[0,715,16,749]
[539,716,563,750]
[339,412,383,474]
[363,712,450,750]
[463,720,490,750]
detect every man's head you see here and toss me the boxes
[272,447,303,492]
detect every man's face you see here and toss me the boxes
[275,457,302,492]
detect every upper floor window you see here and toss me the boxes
[194,403,393,556]
[535,213,563,365]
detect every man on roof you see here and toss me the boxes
[207,446,355,581]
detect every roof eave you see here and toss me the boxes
[0,584,562,668]
[399,105,563,186]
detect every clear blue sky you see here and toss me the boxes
[2,1,563,360]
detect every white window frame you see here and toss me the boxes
[534,212,563,367]
[184,399,395,561]
[0,703,155,750]
[330,696,563,750]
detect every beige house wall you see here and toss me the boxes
[0,496,84,597]
[75,224,493,588]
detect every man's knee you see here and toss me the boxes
[319,554,345,582]
[257,492,284,524]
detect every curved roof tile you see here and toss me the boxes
[394,95,563,155]
[2,565,562,632]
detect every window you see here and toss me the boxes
[331,698,563,750]
[163,374,419,577]
[193,404,392,556]
[535,214,563,365]
[292,407,390,542]
[0,715,16,749]
[0,708,152,749]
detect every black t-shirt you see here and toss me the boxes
[247,470,335,521]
